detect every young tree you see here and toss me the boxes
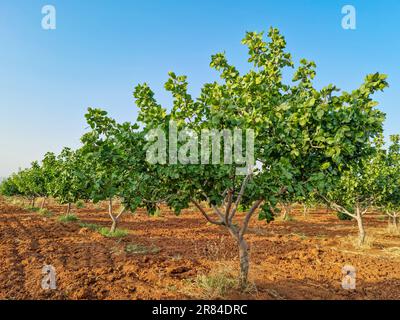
[134,28,387,288]
[51,148,90,214]
[0,174,22,198]
[321,138,387,245]
[39,152,59,209]
[379,135,400,228]
[12,162,47,207]
[81,108,164,232]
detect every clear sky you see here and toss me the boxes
[0,0,399,177]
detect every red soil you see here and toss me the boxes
[0,198,399,300]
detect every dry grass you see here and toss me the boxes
[385,225,400,236]
[182,262,256,299]
[339,234,375,250]
[193,236,236,261]
[382,247,400,258]
[125,243,160,255]
[182,263,238,299]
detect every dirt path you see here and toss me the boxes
[1,199,399,300]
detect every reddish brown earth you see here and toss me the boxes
[0,197,399,300]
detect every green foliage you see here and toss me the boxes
[50,148,91,205]
[78,222,128,238]
[337,211,353,221]
[28,207,40,212]
[98,227,129,238]
[58,214,79,223]
[0,175,21,197]
[79,222,100,231]
[325,135,398,221]
[75,200,85,209]
[134,27,387,224]
[377,135,400,216]
[38,208,53,217]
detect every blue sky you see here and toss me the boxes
[0,0,399,176]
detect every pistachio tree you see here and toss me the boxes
[134,28,387,287]
[51,147,90,214]
[12,162,46,207]
[321,137,387,245]
[81,108,164,232]
[39,152,59,209]
[0,174,22,198]
[379,135,400,228]
[80,108,122,225]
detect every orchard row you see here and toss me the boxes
[1,27,399,289]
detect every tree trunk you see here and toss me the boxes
[226,226,250,291]
[303,204,308,216]
[393,216,398,229]
[41,197,46,210]
[108,198,116,233]
[283,204,291,220]
[238,237,249,290]
[67,203,71,215]
[110,216,117,233]
[31,197,36,208]
[356,207,365,245]
[112,206,126,232]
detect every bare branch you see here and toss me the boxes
[116,206,126,220]
[239,199,263,238]
[202,192,225,221]
[192,199,224,226]
[331,202,357,219]
[319,194,357,219]
[229,173,252,222]
[225,190,233,226]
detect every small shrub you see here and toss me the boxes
[98,227,129,238]
[75,200,85,209]
[27,207,40,212]
[58,214,79,223]
[79,222,100,231]
[38,208,53,217]
[187,264,239,299]
[152,208,162,217]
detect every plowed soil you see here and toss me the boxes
[1,197,399,300]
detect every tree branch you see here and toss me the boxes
[239,199,263,238]
[192,199,224,226]
[116,206,126,220]
[229,173,252,222]
[225,190,233,226]
[202,192,226,221]
[319,194,357,219]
